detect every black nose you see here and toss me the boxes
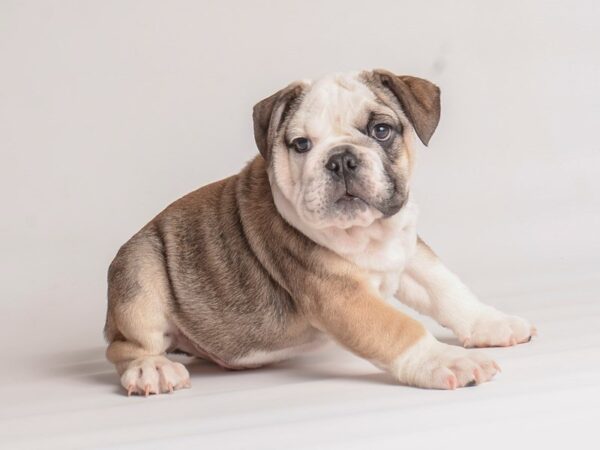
[325,148,359,177]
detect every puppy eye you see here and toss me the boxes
[291,137,312,153]
[371,123,392,141]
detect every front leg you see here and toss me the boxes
[308,275,499,389]
[396,237,536,348]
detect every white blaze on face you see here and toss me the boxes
[270,72,402,230]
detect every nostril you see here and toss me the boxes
[345,157,358,171]
[326,160,340,173]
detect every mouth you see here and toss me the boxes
[335,191,366,205]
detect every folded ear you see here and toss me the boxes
[371,69,441,146]
[252,82,306,161]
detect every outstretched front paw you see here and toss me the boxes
[393,335,500,389]
[459,308,536,348]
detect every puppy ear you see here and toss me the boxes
[371,69,441,146]
[252,82,305,161]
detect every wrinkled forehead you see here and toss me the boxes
[290,73,393,137]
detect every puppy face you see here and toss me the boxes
[253,70,440,230]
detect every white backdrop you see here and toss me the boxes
[1,1,599,449]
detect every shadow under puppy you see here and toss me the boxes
[104,69,536,396]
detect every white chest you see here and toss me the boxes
[335,201,419,299]
[271,182,420,300]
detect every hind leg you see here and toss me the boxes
[105,232,191,396]
[113,355,190,396]
[107,335,191,396]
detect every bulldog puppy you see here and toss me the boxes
[104,69,535,396]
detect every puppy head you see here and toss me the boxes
[253,70,440,230]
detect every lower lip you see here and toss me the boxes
[336,195,363,204]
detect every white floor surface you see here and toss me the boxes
[2,272,599,450]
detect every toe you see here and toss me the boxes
[449,357,481,387]
[430,366,458,390]
[172,362,191,389]
[157,364,177,393]
[469,352,499,381]
[138,365,159,395]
